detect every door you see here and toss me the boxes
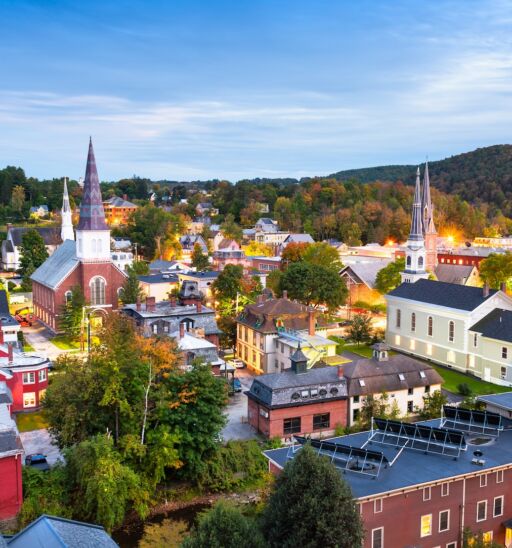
[484,367,491,382]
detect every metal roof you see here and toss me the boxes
[434,264,476,285]
[477,392,512,411]
[470,308,512,343]
[30,239,79,290]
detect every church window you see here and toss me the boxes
[411,313,416,332]
[396,309,401,328]
[428,316,433,336]
[90,276,106,306]
[65,290,73,303]
[406,255,411,267]
[418,256,424,268]
[448,321,455,343]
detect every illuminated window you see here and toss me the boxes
[483,531,493,542]
[395,335,401,345]
[23,392,36,408]
[90,276,106,306]
[410,339,416,350]
[39,388,46,402]
[420,514,432,537]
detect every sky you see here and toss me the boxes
[1,0,512,181]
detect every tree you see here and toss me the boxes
[348,313,373,345]
[479,252,512,289]
[261,444,363,548]
[302,242,343,272]
[11,184,25,214]
[191,243,210,271]
[359,393,390,427]
[243,241,273,257]
[18,229,48,290]
[129,260,150,275]
[212,264,244,302]
[375,257,406,294]
[462,527,501,548]
[59,286,86,337]
[280,262,347,310]
[217,315,237,349]
[220,213,243,242]
[120,268,143,305]
[416,390,447,419]
[280,242,310,269]
[182,500,265,548]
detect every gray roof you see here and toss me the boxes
[477,392,512,411]
[470,308,512,343]
[8,227,61,247]
[387,279,499,311]
[284,234,315,244]
[0,429,22,457]
[246,366,347,409]
[264,417,512,499]
[30,239,79,289]
[256,218,276,225]
[104,196,137,208]
[138,273,179,284]
[342,354,443,396]
[340,259,392,289]
[434,264,476,285]
[6,515,117,547]
[180,271,220,280]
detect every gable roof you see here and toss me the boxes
[470,308,512,343]
[8,227,62,247]
[104,196,137,208]
[6,515,117,547]
[387,279,499,311]
[30,240,79,290]
[340,259,392,289]
[284,234,314,244]
[434,264,476,285]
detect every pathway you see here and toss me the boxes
[23,321,81,360]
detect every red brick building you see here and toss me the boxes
[31,139,127,332]
[265,411,512,547]
[246,347,348,439]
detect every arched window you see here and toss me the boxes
[90,276,106,306]
[406,255,412,267]
[428,316,433,337]
[411,312,416,332]
[418,256,424,268]
[448,320,455,343]
[64,290,73,304]
[396,309,401,328]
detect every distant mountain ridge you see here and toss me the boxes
[329,144,512,215]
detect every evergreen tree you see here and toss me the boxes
[59,286,86,338]
[191,243,210,271]
[19,229,48,290]
[262,444,364,548]
[348,313,373,345]
[119,268,143,305]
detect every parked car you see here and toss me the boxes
[25,453,50,472]
[231,378,242,393]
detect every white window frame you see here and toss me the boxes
[23,392,36,408]
[496,470,504,483]
[423,486,431,501]
[476,500,487,522]
[38,369,47,382]
[23,372,35,385]
[441,482,449,497]
[480,474,487,487]
[446,543,457,548]
[439,509,450,532]
[374,498,382,513]
[371,527,384,548]
[493,495,504,517]
[420,514,432,538]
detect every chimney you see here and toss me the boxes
[500,282,507,293]
[179,322,185,339]
[282,290,288,300]
[196,301,202,313]
[308,308,316,336]
[146,296,156,312]
[483,283,490,298]
[136,297,141,311]
[8,344,13,364]
[337,365,344,379]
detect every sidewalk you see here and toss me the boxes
[23,321,81,360]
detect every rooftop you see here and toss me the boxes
[387,279,500,311]
[470,308,512,343]
[178,271,220,280]
[138,273,179,284]
[123,301,214,318]
[434,264,476,285]
[30,239,79,290]
[264,416,512,499]
[340,259,392,289]
[477,392,512,411]
[8,226,61,247]
[104,196,137,208]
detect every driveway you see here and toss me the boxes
[23,321,80,361]
[221,372,257,441]
[20,428,63,466]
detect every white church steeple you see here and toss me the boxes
[61,177,75,242]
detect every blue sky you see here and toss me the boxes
[1,0,512,181]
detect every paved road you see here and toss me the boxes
[20,429,63,466]
[221,372,258,441]
[23,321,80,361]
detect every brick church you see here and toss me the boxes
[32,139,127,332]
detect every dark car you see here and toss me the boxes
[231,378,242,393]
[25,453,50,472]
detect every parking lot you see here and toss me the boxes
[221,369,258,441]
[20,428,63,466]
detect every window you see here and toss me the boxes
[301,390,309,398]
[353,395,360,403]
[396,309,401,328]
[418,256,424,268]
[371,527,383,548]
[496,470,504,483]
[476,500,487,522]
[493,496,504,517]
[473,332,478,347]
[448,321,455,342]
[423,486,431,501]
[483,532,493,543]
[439,510,450,532]
[310,388,318,397]
[408,387,414,395]
[313,413,330,430]
[410,339,416,350]
[411,312,416,332]
[374,498,382,513]
[352,409,360,422]
[407,401,414,413]
[480,474,487,487]
[398,373,405,381]
[420,514,432,537]
[419,370,426,379]
[152,324,158,334]
[359,379,366,387]
[441,482,450,497]
[23,392,36,408]
[502,347,508,359]
[90,276,106,305]
[283,417,301,435]
[406,255,411,267]
[425,385,431,393]
[38,369,47,382]
[64,290,73,303]
[428,316,433,336]
[501,367,507,380]
[395,334,401,345]
[23,372,35,384]
[39,388,46,402]
[446,543,457,548]
[426,343,433,356]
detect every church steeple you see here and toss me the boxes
[409,167,424,241]
[76,139,111,261]
[60,177,74,242]
[421,161,436,235]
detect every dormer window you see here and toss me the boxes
[419,371,426,379]
[301,390,309,398]
[359,379,366,387]
[310,388,318,397]
[398,373,405,381]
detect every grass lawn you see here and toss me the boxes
[16,411,48,432]
[23,343,35,352]
[343,343,396,359]
[51,335,80,350]
[430,364,511,396]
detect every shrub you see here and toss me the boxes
[457,383,472,397]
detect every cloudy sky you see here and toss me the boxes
[1,0,512,181]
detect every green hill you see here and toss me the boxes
[330,145,512,216]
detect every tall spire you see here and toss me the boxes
[77,138,108,231]
[61,177,74,242]
[408,167,423,241]
[421,160,436,235]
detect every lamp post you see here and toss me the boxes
[86,312,91,354]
